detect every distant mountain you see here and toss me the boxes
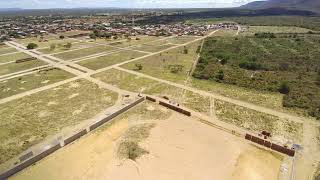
[242,0,320,12]
[0,8,22,12]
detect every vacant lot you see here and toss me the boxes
[17,37,76,49]
[93,68,159,93]
[0,60,47,76]
[0,79,118,164]
[77,50,145,70]
[122,41,200,83]
[131,43,174,53]
[108,36,160,48]
[0,68,74,99]
[11,102,282,180]
[37,42,95,54]
[0,53,32,64]
[54,45,116,60]
[167,36,200,44]
[0,48,17,55]
[215,99,303,142]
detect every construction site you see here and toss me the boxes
[0,27,319,180]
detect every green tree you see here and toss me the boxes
[278,82,290,94]
[215,70,224,81]
[26,43,38,50]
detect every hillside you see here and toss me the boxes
[242,0,320,12]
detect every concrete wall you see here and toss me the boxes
[159,101,191,116]
[245,134,295,157]
[19,151,33,162]
[90,97,145,131]
[63,129,87,146]
[146,96,156,102]
[0,143,61,180]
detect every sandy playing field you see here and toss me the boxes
[10,104,283,180]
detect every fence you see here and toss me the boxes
[64,129,87,146]
[159,101,191,116]
[146,96,156,102]
[245,134,295,157]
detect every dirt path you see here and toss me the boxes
[293,122,320,180]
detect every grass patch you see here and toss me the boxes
[0,68,74,99]
[0,60,47,76]
[37,42,95,54]
[0,79,118,164]
[131,43,174,52]
[0,48,17,55]
[77,50,145,70]
[54,45,115,60]
[93,69,160,93]
[214,99,303,142]
[0,52,31,64]
[122,41,200,83]
[118,123,154,161]
[167,36,200,44]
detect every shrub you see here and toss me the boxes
[118,141,148,161]
[239,61,263,71]
[59,35,65,39]
[168,64,184,74]
[278,82,290,94]
[135,63,143,71]
[215,70,224,81]
[26,43,38,49]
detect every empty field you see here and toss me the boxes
[131,43,175,52]
[0,48,17,55]
[17,38,77,49]
[0,79,118,165]
[215,99,303,142]
[122,41,200,83]
[0,68,74,99]
[0,53,32,64]
[77,50,145,70]
[108,36,160,47]
[0,60,47,76]
[167,36,200,44]
[37,42,95,54]
[54,45,116,60]
[11,101,282,180]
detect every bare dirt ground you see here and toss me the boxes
[11,104,283,180]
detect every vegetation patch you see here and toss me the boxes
[194,35,320,119]
[214,99,303,142]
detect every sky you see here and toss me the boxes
[0,0,257,9]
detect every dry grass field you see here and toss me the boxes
[0,79,118,165]
[0,60,47,76]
